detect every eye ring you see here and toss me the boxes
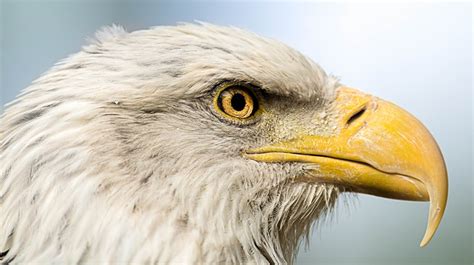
[214,84,259,120]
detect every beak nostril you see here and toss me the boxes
[347,107,366,126]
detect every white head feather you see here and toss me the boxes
[0,23,341,264]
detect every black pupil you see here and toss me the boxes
[231,93,247,111]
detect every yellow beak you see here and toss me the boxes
[245,87,448,247]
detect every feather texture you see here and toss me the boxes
[0,23,340,264]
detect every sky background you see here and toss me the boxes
[0,1,472,264]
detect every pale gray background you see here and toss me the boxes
[0,1,472,264]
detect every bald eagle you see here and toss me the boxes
[0,23,447,264]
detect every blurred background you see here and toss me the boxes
[0,1,472,264]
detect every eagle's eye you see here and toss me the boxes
[215,84,258,120]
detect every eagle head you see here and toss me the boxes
[0,23,447,264]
